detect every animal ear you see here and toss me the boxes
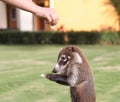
[69,46,75,52]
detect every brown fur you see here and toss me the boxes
[46,45,96,102]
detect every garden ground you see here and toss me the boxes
[0,45,120,102]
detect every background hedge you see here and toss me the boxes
[67,31,101,44]
[0,30,120,45]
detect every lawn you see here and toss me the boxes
[0,45,120,102]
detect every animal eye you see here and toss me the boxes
[61,57,65,60]
[60,56,67,62]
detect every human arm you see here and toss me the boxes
[2,0,59,26]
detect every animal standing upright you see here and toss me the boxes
[46,45,96,102]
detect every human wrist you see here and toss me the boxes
[32,5,45,17]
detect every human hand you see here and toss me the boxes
[35,7,59,26]
[2,0,59,26]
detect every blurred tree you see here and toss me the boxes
[110,0,120,15]
[109,0,120,30]
[103,0,120,31]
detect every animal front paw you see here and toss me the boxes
[46,74,60,81]
[46,74,54,80]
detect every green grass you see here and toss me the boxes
[0,45,120,102]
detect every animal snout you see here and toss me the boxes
[52,68,57,73]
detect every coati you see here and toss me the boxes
[46,45,96,102]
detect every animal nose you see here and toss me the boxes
[52,68,57,73]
